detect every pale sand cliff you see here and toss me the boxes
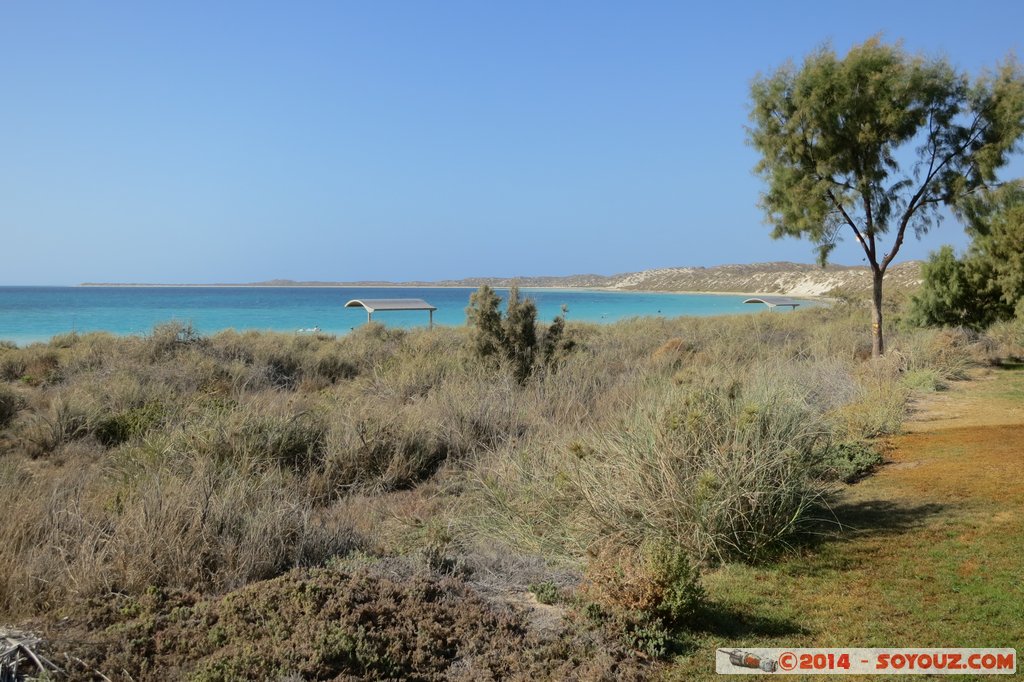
[82,261,922,296]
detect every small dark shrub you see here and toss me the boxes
[528,580,560,605]
[466,284,505,360]
[538,306,575,371]
[815,441,883,483]
[266,352,303,388]
[94,402,166,447]
[0,386,25,428]
[0,356,26,381]
[621,614,671,658]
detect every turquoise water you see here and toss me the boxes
[0,286,776,345]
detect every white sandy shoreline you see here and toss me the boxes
[76,283,821,300]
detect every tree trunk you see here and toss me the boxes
[871,268,885,358]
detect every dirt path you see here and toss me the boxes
[855,365,1024,510]
[670,365,1024,680]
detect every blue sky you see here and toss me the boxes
[2,1,1023,285]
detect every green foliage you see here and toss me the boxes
[465,284,505,359]
[465,285,572,383]
[814,441,883,483]
[750,39,1024,261]
[621,614,671,658]
[503,287,538,383]
[961,181,1024,302]
[94,402,166,447]
[539,304,576,368]
[908,245,994,329]
[646,542,704,624]
[749,37,1024,353]
[528,580,560,605]
[911,181,1024,329]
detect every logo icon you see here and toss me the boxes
[726,649,778,673]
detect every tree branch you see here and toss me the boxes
[882,111,989,272]
[825,189,875,266]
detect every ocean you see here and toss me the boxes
[0,286,776,345]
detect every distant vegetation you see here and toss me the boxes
[2,292,1020,677]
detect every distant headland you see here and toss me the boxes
[82,261,922,297]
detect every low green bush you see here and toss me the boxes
[528,580,560,605]
[814,441,883,483]
[621,613,672,658]
[903,368,945,392]
[648,543,704,624]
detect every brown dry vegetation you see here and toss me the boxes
[0,307,1020,679]
[39,561,647,681]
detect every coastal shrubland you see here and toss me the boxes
[0,299,1006,678]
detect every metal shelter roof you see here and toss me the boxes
[344,298,437,313]
[743,296,802,309]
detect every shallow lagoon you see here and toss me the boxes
[0,286,783,344]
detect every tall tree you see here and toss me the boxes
[749,38,1024,356]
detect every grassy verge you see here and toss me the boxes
[666,366,1024,680]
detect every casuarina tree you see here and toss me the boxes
[749,37,1024,356]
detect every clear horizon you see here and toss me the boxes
[2,1,1023,286]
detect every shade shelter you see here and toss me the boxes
[344,298,438,328]
[743,296,802,310]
